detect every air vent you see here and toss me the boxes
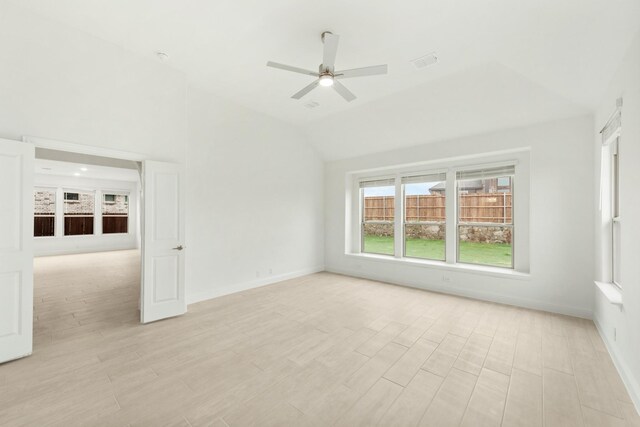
[304,101,320,109]
[411,52,438,69]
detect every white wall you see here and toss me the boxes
[33,174,139,256]
[593,30,640,410]
[0,4,325,303]
[184,86,325,303]
[325,116,595,317]
[0,2,187,164]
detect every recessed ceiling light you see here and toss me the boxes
[410,52,438,69]
[80,167,88,172]
[73,172,80,177]
[41,167,52,171]
[156,51,169,62]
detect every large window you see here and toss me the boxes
[102,193,129,234]
[361,179,395,256]
[403,173,446,261]
[456,166,514,268]
[34,189,56,237]
[64,191,95,236]
[357,161,520,270]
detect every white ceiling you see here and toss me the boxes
[12,0,640,159]
[35,159,139,182]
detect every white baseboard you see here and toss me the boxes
[34,244,138,257]
[327,266,593,319]
[594,318,640,415]
[186,265,326,305]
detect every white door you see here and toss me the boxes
[141,160,186,323]
[0,139,34,363]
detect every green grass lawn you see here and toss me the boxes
[363,235,512,267]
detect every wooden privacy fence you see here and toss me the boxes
[364,193,512,223]
[34,214,128,236]
[34,215,55,237]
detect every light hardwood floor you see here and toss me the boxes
[1,249,638,426]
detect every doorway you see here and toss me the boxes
[32,148,143,346]
[0,136,187,364]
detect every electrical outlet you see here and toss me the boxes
[614,327,617,341]
[268,268,273,275]
[442,275,451,282]
[256,271,260,278]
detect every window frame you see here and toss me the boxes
[610,138,621,288]
[360,181,396,257]
[402,175,447,262]
[455,172,514,269]
[102,191,131,235]
[33,187,57,238]
[63,189,96,236]
[351,155,527,274]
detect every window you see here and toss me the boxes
[64,190,94,235]
[599,104,622,287]
[102,193,129,234]
[403,173,446,261]
[361,179,395,256]
[355,159,522,271]
[456,166,514,268]
[611,139,621,286]
[34,189,56,237]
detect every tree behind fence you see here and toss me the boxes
[364,193,512,223]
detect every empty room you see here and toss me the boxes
[0,0,638,426]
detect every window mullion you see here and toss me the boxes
[445,170,456,264]
[394,175,403,259]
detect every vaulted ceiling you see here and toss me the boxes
[11,0,640,159]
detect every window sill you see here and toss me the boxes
[345,253,530,280]
[594,281,623,306]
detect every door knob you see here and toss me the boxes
[172,245,184,251]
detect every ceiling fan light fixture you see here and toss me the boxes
[319,74,334,87]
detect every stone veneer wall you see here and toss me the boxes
[364,222,511,244]
[34,191,129,215]
[34,190,55,214]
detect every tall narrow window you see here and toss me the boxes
[611,138,621,285]
[34,189,56,237]
[601,106,622,287]
[403,173,446,261]
[456,165,514,268]
[64,191,95,235]
[361,178,395,256]
[102,193,129,234]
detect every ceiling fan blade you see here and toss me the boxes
[333,80,356,102]
[291,80,319,99]
[335,64,388,79]
[267,61,319,77]
[322,33,340,69]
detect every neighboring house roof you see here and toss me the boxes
[430,180,483,192]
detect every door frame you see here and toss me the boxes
[24,135,149,323]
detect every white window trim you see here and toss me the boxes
[33,187,57,239]
[599,100,622,292]
[347,149,531,274]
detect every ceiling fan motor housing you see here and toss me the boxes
[319,64,334,75]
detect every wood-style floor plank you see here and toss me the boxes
[0,250,634,426]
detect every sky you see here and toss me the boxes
[363,182,441,197]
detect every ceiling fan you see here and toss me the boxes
[266,31,388,102]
